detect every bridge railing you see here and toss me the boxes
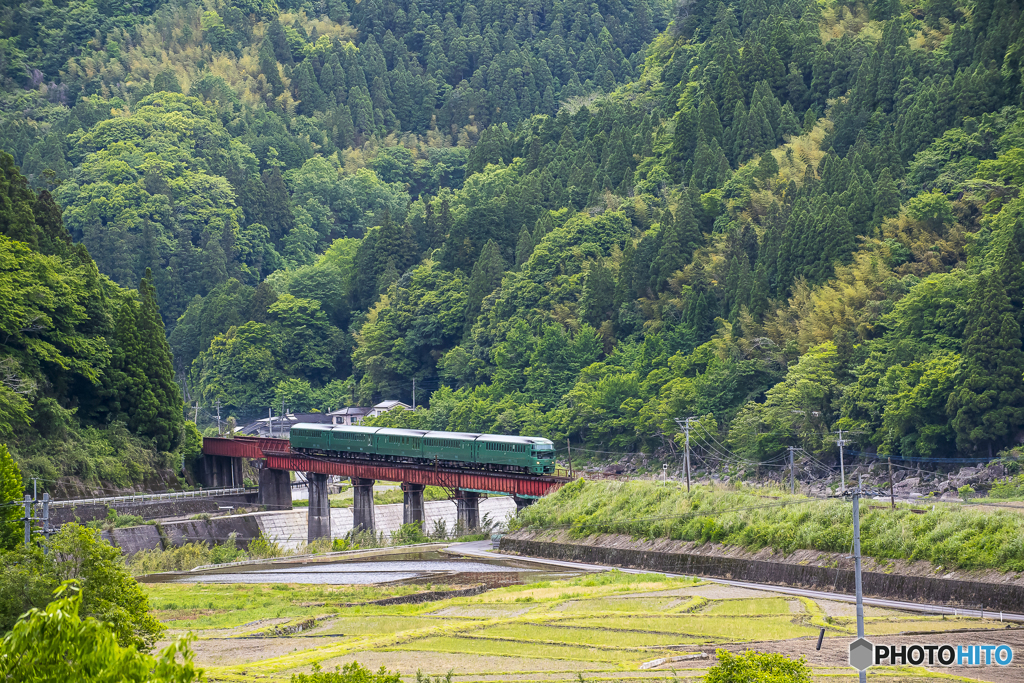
[49,487,251,508]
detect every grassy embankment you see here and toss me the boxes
[147,569,1001,681]
[511,479,1024,572]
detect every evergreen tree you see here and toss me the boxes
[109,298,159,437]
[650,195,702,291]
[872,168,900,226]
[947,271,1024,455]
[152,69,181,93]
[514,225,534,269]
[261,168,296,244]
[581,260,616,326]
[0,444,22,551]
[137,269,183,451]
[1000,230,1024,329]
[464,239,506,333]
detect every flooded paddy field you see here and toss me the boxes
[142,549,583,586]
[143,545,1023,683]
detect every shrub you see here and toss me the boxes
[292,661,400,683]
[0,583,201,682]
[958,484,975,501]
[304,538,333,555]
[247,534,283,559]
[391,523,429,545]
[209,533,245,564]
[86,509,146,531]
[705,649,811,683]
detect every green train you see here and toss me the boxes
[289,424,557,475]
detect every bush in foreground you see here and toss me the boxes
[0,583,201,682]
[0,523,163,650]
[705,649,811,683]
[292,661,400,683]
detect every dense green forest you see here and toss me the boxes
[1,0,1023,485]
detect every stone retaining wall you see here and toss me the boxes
[501,530,1024,614]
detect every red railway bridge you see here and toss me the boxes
[201,436,570,543]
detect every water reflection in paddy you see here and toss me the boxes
[150,550,585,586]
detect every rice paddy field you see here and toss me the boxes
[145,560,1023,683]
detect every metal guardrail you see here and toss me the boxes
[49,487,251,508]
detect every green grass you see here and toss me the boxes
[514,479,1024,572]
[313,616,451,636]
[562,614,818,641]
[475,623,697,647]
[145,582,455,629]
[706,598,792,615]
[387,635,652,662]
[558,597,678,612]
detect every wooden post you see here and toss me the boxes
[567,438,573,478]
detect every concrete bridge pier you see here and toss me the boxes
[456,490,480,530]
[307,472,331,543]
[402,483,425,527]
[257,467,292,510]
[513,496,535,512]
[352,477,375,533]
[197,454,243,488]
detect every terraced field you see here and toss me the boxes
[146,562,1022,682]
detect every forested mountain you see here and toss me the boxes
[1,0,1023,483]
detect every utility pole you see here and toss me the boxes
[888,457,895,510]
[22,494,32,546]
[41,493,50,552]
[789,446,795,494]
[674,417,696,493]
[837,429,847,495]
[853,475,866,683]
[684,419,691,493]
[216,399,222,435]
[268,407,273,438]
[193,402,199,424]
[412,378,416,409]
[566,438,573,478]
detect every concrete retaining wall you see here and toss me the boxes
[501,530,1024,614]
[99,496,518,556]
[50,493,259,526]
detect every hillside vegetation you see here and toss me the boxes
[1,0,1023,484]
[513,479,1024,572]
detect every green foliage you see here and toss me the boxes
[3,0,1024,474]
[705,649,811,683]
[518,480,1024,572]
[86,509,146,531]
[0,583,201,683]
[247,534,283,559]
[0,523,163,650]
[958,485,975,501]
[291,661,400,683]
[0,444,22,551]
[391,523,430,545]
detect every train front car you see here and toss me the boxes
[526,436,556,474]
[475,434,556,474]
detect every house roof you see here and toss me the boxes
[373,400,411,410]
[327,406,372,416]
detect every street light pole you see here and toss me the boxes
[853,475,866,683]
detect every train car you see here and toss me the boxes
[289,423,556,474]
